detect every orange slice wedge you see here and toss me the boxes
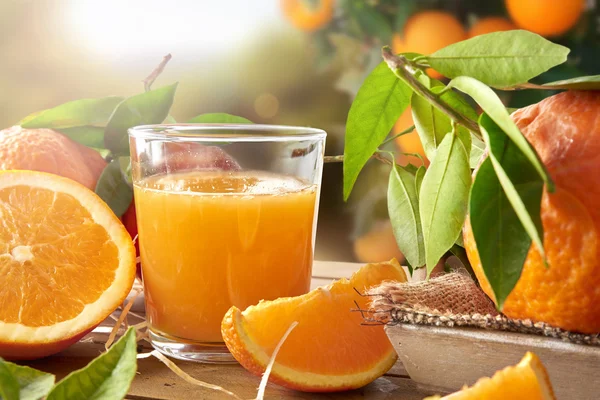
[0,170,136,360]
[428,352,556,400]
[221,259,407,392]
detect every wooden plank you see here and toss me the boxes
[23,330,427,399]
[386,324,600,399]
[19,270,421,399]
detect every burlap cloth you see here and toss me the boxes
[367,270,600,346]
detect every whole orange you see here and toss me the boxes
[0,126,107,190]
[392,11,467,79]
[505,0,584,37]
[468,17,517,38]
[464,91,600,334]
[280,0,334,32]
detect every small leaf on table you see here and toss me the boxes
[343,61,412,200]
[104,83,178,155]
[479,113,546,267]
[20,97,124,129]
[447,76,553,191]
[388,164,425,269]
[95,160,134,218]
[0,359,55,400]
[0,358,20,400]
[46,327,137,400]
[419,133,471,275]
[425,30,569,88]
[188,113,253,124]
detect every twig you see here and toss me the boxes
[381,125,415,146]
[381,47,482,139]
[143,54,172,92]
[324,152,393,166]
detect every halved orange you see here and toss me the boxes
[0,170,136,360]
[428,352,556,400]
[221,259,407,392]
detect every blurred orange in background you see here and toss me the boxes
[506,0,585,36]
[392,11,467,79]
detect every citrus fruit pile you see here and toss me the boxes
[221,259,407,392]
[0,170,136,360]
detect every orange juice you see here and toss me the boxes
[134,170,317,343]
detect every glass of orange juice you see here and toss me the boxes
[128,124,325,363]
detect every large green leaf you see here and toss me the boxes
[411,78,475,161]
[0,359,19,400]
[419,133,471,274]
[388,164,425,268]
[58,126,105,148]
[20,97,123,129]
[104,83,178,155]
[446,76,553,191]
[95,160,133,218]
[469,158,536,309]
[343,62,412,200]
[46,328,137,400]
[425,30,569,88]
[479,113,546,265]
[187,113,252,124]
[541,75,600,90]
[1,360,55,400]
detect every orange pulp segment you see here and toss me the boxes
[0,170,136,359]
[221,259,407,392]
[434,352,555,399]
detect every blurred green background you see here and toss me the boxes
[1,0,597,262]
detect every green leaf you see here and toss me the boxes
[187,113,253,124]
[388,164,425,268]
[469,156,541,308]
[446,76,553,191]
[118,156,132,186]
[470,135,486,169]
[20,97,124,129]
[414,165,425,194]
[541,75,600,90]
[47,328,137,400]
[425,30,569,88]
[479,113,546,265]
[411,76,476,162]
[91,148,112,159]
[95,160,133,218]
[104,83,178,155]
[0,359,19,400]
[345,0,392,42]
[0,360,55,400]
[58,126,105,148]
[419,133,471,274]
[343,62,412,200]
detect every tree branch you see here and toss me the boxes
[143,54,172,92]
[381,47,481,138]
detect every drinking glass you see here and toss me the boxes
[129,124,326,363]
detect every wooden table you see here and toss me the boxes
[22,262,437,400]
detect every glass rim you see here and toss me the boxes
[128,124,327,142]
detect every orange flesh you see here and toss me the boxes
[0,185,119,326]
[236,261,405,374]
[134,170,317,342]
[444,352,555,400]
